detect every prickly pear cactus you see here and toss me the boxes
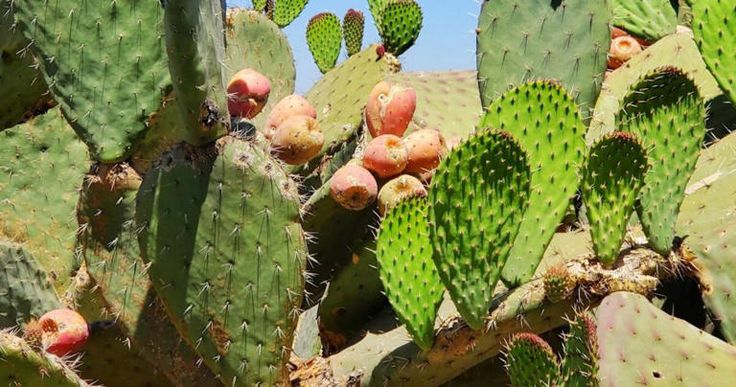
[11,0,171,162]
[597,292,736,386]
[0,107,89,294]
[692,0,736,105]
[582,132,649,266]
[476,0,610,116]
[504,333,559,387]
[378,0,423,56]
[0,331,91,386]
[376,198,443,350]
[619,67,705,255]
[559,313,599,387]
[480,81,586,286]
[610,0,678,41]
[136,138,308,386]
[429,130,530,329]
[343,9,365,57]
[272,0,308,28]
[306,13,343,74]
[0,241,62,328]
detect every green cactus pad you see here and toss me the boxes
[692,0,736,105]
[610,0,678,41]
[618,68,705,255]
[343,9,365,57]
[163,0,229,145]
[588,33,724,144]
[582,132,649,266]
[0,331,91,386]
[367,0,387,33]
[504,333,559,387]
[377,198,443,351]
[273,0,308,28]
[378,0,423,56]
[0,9,52,131]
[252,0,267,12]
[476,0,610,116]
[225,9,296,128]
[386,71,482,141]
[137,139,307,386]
[480,81,586,286]
[597,292,736,385]
[12,0,170,162]
[0,107,89,294]
[559,312,599,387]
[306,13,343,74]
[429,130,531,329]
[543,264,576,304]
[0,241,62,328]
[679,166,736,343]
[305,44,394,158]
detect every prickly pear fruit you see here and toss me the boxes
[271,115,325,165]
[363,134,409,178]
[330,164,378,210]
[377,175,427,215]
[23,309,89,356]
[365,81,417,138]
[404,128,447,174]
[227,68,272,118]
[266,94,317,138]
[608,36,642,70]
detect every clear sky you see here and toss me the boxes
[227,1,479,93]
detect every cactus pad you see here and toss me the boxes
[343,9,365,57]
[543,264,576,304]
[273,0,308,28]
[582,132,649,266]
[306,13,343,74]
[376,198,443,350]
[610,0,677,41]
[12,0,170,162]
[597,292,736,386]
[480,81,586,286]
[692,0,736,105]
[504,333,559,387]
[559,312,599,386]
[0,241,62,328]
[0,107,89,293]
[618,68,705,255]
[378,0,423,56]
[476,0,610,116]
[429,130,531,329]
[137,139,307,386]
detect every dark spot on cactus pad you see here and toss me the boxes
[652,371,661,378]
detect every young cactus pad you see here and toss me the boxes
[136,139,308,386]
[376,198,443,351]
[476,0,610,116]
[618,67,705,255]
[429,130,531,330]
[609,0,677,41]
[378,0,423,56]
[504,333,559,387]
[596,292,736,386]
[272,0,309,28]
[343,9,365,57]
[480,81,586,286]
[582,132,649,266]
[11,0,170,162]
[306,13,343,74]
[559,312,599,387]
[692,0,736,105]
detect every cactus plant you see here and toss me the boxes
[429,130,531,329]
[582,132,649,265]
[476,0,610,116]
[306,13,342,74]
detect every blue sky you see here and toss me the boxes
[227,1,479,93]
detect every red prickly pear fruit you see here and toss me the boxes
[608,36,642,70]
[271,115,325,165]
[363,134,409,178]
[23,309,89,356]
[227,68,272,118]
[266,94,317,139]
[403,128,448,175]
[377,174,427,215]
[365,81,416,138]
[330,164,378,211]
